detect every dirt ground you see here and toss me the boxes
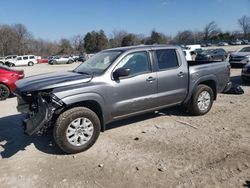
[0,62,250,188]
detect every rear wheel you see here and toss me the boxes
[53,107,101,154]
[28,61,34,66]
[0,84,10,100]
[188,84,214,116]
[67,60,73,64]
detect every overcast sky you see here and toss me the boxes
[0,0,249,40]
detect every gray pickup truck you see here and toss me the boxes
[15,45,231,154]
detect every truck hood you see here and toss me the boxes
[15,71,92,92]
[231,52,250,57]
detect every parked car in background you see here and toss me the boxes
[242,40,250,45]
[48,56,74,65]
[241,63,250,83]
[6,55,37,67]
[195,48,227,61]
[0,65,24,100]
[218,42,229,46]
[75,54,87,62]
[182,45,202,61]
[3,55,18,65]
[37,57,49,63]
[230,40,242,45]
[229,46,250,67]
[70,55,79,62]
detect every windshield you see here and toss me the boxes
[74,51,122,75]
[239,47,250,52]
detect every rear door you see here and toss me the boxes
[154,49,188,106]
[109,51,158,118]
[22,56,29,65]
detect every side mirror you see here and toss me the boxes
[113,68,130,80]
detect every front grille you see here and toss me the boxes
[230,56,246,61]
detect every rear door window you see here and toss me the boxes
[23,56,28,60]
[155,49,179,70]
[29,56,35,59]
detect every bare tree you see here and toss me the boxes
[71,35,85,54]
[0,25,17,56]
[58,38,73,55]
[238,16,250,39]
[203,21,220,42]
[109,30,128,48]
[174,30,195,45]
[12,24,32,55]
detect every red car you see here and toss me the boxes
[0,65,24,100]
[37,58,49,63]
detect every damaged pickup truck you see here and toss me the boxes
[15,45,231,154]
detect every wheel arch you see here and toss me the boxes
[62,100,105,131]
[198,80,217,100]
[57,93,106,131]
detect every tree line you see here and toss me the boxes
[0,15,250,56]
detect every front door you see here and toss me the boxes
[109,51,157,119]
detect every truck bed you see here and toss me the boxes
[187,60,222,66]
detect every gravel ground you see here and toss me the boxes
[0,62,250,188]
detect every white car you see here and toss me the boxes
[7,55,37,67]
[0,55,18,65]
[48,56,74,65]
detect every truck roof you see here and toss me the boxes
[103,44,180,52]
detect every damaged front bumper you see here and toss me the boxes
[16,92,62,135]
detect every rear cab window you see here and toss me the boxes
[155,49,179,70]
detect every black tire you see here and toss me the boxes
[28,61,34,66]
[53,107,101,154]
[67,60,73,64]
[188,84,214,116]
[8,63,15,67]
[0,84,10,100]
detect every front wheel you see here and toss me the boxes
[0,84,10,100]
[53,107,101,154]
[188,84,214,116]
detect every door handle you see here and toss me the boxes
[146,77,156,82]
[178,72,184,77]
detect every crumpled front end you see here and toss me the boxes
[16,91,64,135]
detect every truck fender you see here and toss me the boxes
[184,74,218,104]
[59,93,108,130]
